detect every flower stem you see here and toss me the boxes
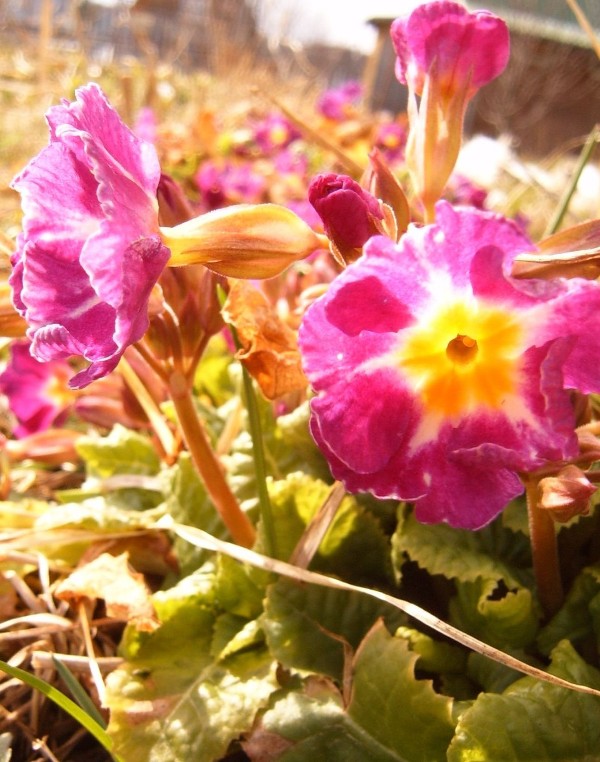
[118,355,176,460]
[239,360,277,558]
[168,369,256,548]
[524,476,564,617]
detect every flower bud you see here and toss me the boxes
[157,173,195,227]
[308,173,384,264]
[538,465,596,523]
[161,203,322,279]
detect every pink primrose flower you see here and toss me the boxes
[391,1,509,100]
[0,340,74,437]
[10,83,170,389]
[195,160,266,211]
[317,81,363,121]
[390,1,509,220]
[299,201,600,529]
[252,113,300,155]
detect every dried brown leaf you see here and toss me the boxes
[223,280,307,399]
[54,552,159,632]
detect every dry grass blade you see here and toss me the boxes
[167,518,600,699]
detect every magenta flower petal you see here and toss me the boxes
[391,1,510,98]
[299,201,600,529]
[10,83,170,389]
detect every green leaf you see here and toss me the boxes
[214,553,270,620]
[0,658,120,761]
[349,622,455,761]
[163,453,229,574]
[392,510,527,588]
[108,648,277,762]
[394,626,466,675]
[537,564,600,656]
[76,425,161,478]
[254,623,455,762]
[449,578,538,649]
[262,577,405,681]
[267,472,391,583]
[448,640,600,761]
[75,425,163,509]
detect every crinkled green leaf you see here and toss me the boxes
[537,564,600,655]
[349,622,455,761]
[466,650,532,694]
[214,553,270,620]
[108,648,277,762]
[76,425,160,478]
[211,616,264,659]
[261,577,405,681]
[267,472,391,583]
[253,623,455,762]
[226,400,330,506]
[393,510,528,588]
[107,564,277,761]
[448,640,600,761]
[75,425,163,509]
[449,578,538,649]
[34,498,158,533]
[394,626,466,675]
[163,453,229,574]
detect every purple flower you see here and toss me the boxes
[0,340,73,437]
[317,81,362,121]
[308,173,384,262]
[252,113,300,155]
[299,201,600,529]
[10,83,170,389]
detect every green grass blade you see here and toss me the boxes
[0,658,121,761]
[51,655,107,729]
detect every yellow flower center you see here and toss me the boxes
[396,299,523,417]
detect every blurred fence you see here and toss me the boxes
[0,0,365,87]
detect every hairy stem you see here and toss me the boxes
[168,369,256,548]
[524,477,564,617]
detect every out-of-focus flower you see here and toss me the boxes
[0,340,74,437]
[252,113,300,155]
[195,160,266,210]
[299,201,600,529]
[391,1,509,219]
[10,83,171,389]
[448,174,488,209]
[374,119,407,163]
[308,173,386,264]
[317,81,362,121]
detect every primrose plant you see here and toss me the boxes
[4,1,600,759]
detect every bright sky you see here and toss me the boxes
[256,0,426,53]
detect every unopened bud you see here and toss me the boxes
[538,465,596,523]
[308,173,385,265]
[161,203,322,279]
